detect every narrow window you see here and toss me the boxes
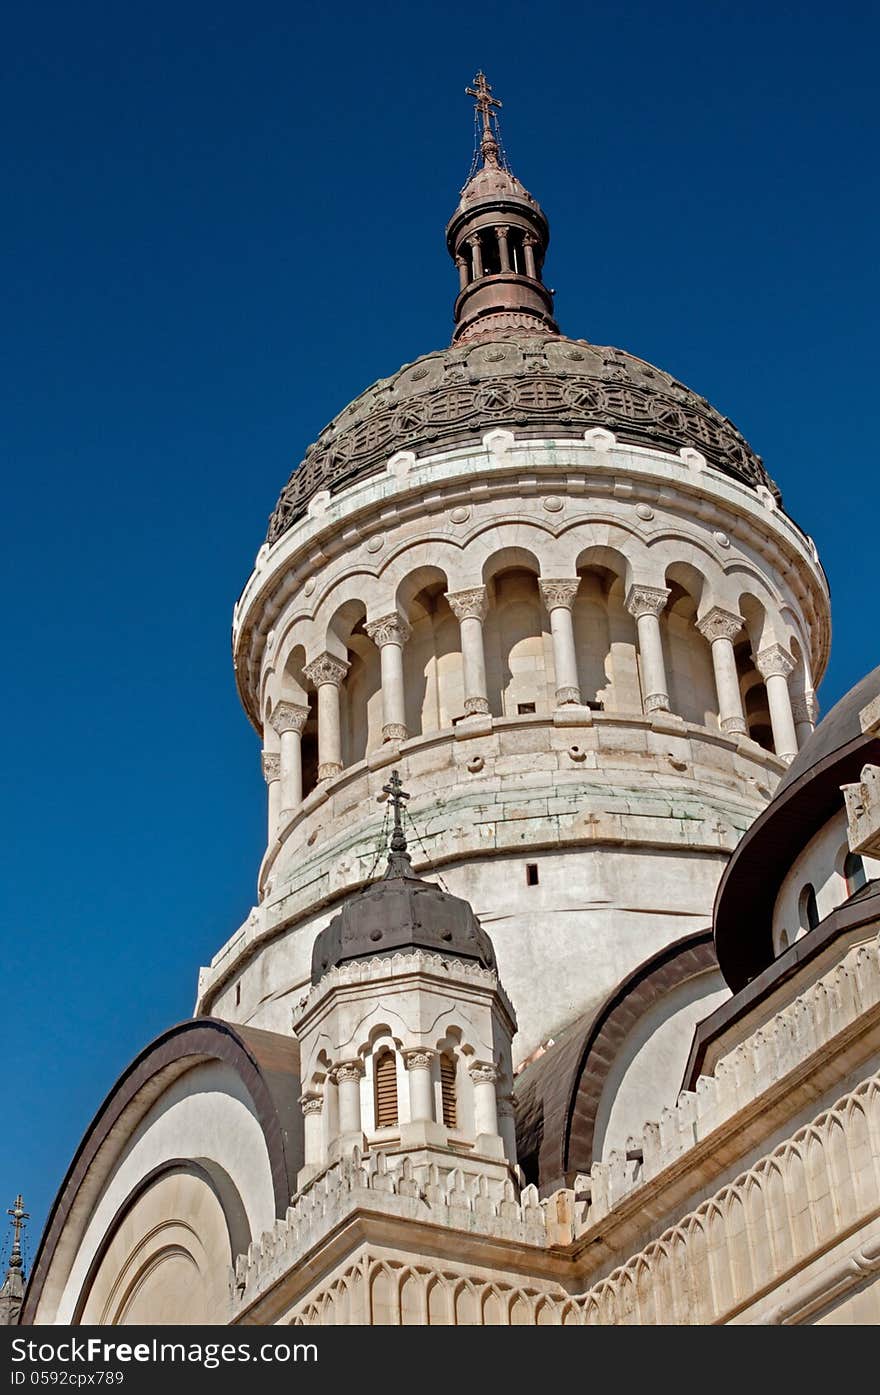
[844,851,867,896]
[517,702,536,715]
[440,1054,457,1129]
[526,863,539,886]
[799,883,819,933]
[234,982,241,1007]
[374,1049,398,1129]
[587,699,604,712]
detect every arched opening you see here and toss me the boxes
[439,1054,457,1129]
[661,569,715,727]
[482,556,551,717]
[324,600,380,767]
[374,1049,398,1130]
[844,851,867,897]
[735,641,772,751]
[798,883,820,934]
[281,646,317,799]
[397,567,461,735]
[572,547,639,712]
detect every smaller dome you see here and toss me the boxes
[310,868,496,985]
[456,162,540,212]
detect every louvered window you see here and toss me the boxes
[440,1054,457,1129]
[374,1049,398,1129]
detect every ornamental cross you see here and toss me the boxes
[7,1195,28,1270]
[466,71,502,137]
[382,769,412,871]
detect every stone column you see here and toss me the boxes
[455,253,469,291]
[300,1093,324,1169]
[755,644,798,763]
[539,579,582,706]
[696,607,747,736]
[365,612,411,742]
[403,1049,436,1123]
[269,701,310,813]
[522,233,537,279]
[791,693,818,749]
[446,586,490,717]
[333,1061,364,1137]
[261,751,281,840]
[497,1095,517,1164]
[495,225,511,272]
[470,1063,499,1138]
[625,585,671,715]
[466,233,483,280]
[303,653,349,780]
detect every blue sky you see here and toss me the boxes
[3,0,877,1259]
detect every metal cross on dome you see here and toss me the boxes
[382,769,413,875]
[466,71,502,137]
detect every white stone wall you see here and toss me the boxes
[772,807,880,952]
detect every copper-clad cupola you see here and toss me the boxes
[446,73,558,344]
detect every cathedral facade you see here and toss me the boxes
[17,78,880,1326]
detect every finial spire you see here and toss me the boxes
[6,1197,27,1273]
[381,769,413,877]
[466,71,503,169]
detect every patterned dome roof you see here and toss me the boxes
[266,333,780,544]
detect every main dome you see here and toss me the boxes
[266,333,780,544]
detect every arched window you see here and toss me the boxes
[776,927,790,955]
[374,1049,398,1129]
[440,1054,457,1129]
[799,883,820,934]
[844,851,867,896]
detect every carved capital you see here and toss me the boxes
[402,1049,436,1071]
[754,644,795,681]
[269,701,309,737]
[555,685,582,706]
[468,1064,499,1085]
[625,584,670,620]
[317,760,343,782]
[446,586,489,624]
[365,612,411,648]
[299,1093,323,1117]
[539,578,580,612]
[720,714,748,735]
[644,692,670,714]
[465,232,482,249]
[522,232,537,248]
[331,1061,364,1085]
[261,751,280,783]
[791,695,815,726]
[303,652,350,688]
[381,722,408,743]
[696,607,744,645]
[494,224,509,240]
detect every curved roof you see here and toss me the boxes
[21,1019,301,1324]
[266,334,779,543]
[311,861,495,984]
[714,665,880,992]
[513,932,717,1194]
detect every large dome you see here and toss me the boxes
[266,334,780,544]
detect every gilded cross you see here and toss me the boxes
[382,768,410,856]
[466,71,502,137]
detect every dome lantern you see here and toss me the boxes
[446,73,558,344]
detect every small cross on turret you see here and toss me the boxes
[466,71,503,168]
[6,1196,28,1273]
[382,769,413,876]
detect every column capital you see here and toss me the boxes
[754,644,795,681]
[493,224,510,239]
[625,584,670,620]
[299,1093,323,1116]
[539,578,581,612]
[303,652,350,688]
[365,612,412,648]
[791,694,818,726]
[696,607,744,644]
[269,700,309,737]
[331,1060,365,1085]
[522,232,537,247]
[468,1063,499,1085]
[446,586,489,623]
[402,1048,437,1071]
[465,232,482,248]
[261,751,280,784]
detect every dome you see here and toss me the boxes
[714,664,880,991]
[774,664,880,795]
[310,864,496,985]
[267,334,779,544]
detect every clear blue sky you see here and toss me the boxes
[3,0,877,1260]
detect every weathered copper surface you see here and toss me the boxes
[266,334,779,542]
